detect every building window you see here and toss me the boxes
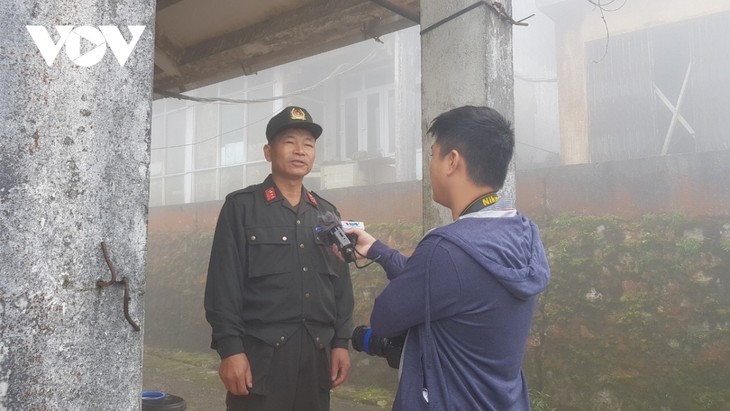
[164,175,185,205]
[243,86,273,163]
[193,170,217,202]
[149,77,277,205]
[339,66,395,160]
[220,103,245,166]
[219,165,243,198]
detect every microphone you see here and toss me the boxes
[315,211,357,263]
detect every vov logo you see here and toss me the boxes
[26,25,146,67]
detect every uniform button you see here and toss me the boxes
[319,343,324,349]
[282,236,287,241]
[304,292,310,298]
[297,220,301,225]
[302,267,308,272]
[315,336,320,342]
[299,243,305,249]
[280,336,285,341]
[275,343,280,347]
[250,235,256,241]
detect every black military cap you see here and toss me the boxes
[265,106,323,141]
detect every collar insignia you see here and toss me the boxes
[264,187,277,202]
[306,192,318,206]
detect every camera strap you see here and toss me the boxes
[423,241,433,404]
[459,192,499,217]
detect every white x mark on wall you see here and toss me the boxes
[654,59,696,155]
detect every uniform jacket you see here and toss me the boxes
[368,208,550,411]
[204,174,354,360]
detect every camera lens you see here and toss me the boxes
[351,325,404,369]
[351,325,375,354]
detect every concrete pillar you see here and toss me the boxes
[536,0,594,165]
[394,27,421,182]
[0,1,155,409]
[420,0,516,230]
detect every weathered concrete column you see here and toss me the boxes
[420,0,515,230]
[0,1,155,409]
[535,0,593,165]
[394,26,421,182]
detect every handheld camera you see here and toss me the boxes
[315,211,358,263]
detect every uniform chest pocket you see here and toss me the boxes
[247,227,296,278]
[312,234,340,278]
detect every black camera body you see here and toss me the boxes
[351,325,405,369]
[315,212,357,263]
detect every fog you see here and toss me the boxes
[144,2,730,410]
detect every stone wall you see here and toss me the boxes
[149,150,730,237]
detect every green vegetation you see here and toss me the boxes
[332,384,395,409]
[528,213,730,411]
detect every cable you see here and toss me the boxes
[154,45,382,105]
[151,110,275,151]
[151,44,384,152]
[517,141,559,155]
[587,0,628,12]
[352,249,380,269]
[586,0,629,63]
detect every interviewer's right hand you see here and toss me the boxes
[219,353,253,395]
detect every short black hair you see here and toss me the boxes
[428,105,514,189]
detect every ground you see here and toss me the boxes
[142,346,392,411]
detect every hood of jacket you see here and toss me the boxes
[428,211,550,300]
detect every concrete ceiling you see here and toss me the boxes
[153,0,420,93]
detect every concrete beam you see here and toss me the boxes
[154,33,183,77]
[370,0,421,23]
[156,0,183,12]
[154,0,418,92]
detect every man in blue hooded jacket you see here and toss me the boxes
[347,106,550,410]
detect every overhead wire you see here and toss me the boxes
[154,45,382,105]
[151,44,383,151]
[587,0,629,63]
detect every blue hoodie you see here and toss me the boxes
[368,209,550,411]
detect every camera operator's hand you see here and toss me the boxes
[219,353,253,396]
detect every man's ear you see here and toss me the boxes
[263,143,272,162]
[446,150,460,174]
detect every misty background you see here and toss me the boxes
[143,1,730,410]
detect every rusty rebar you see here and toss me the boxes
[97,241,140,331]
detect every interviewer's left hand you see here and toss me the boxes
[331,228,377,263]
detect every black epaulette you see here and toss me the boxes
[309,190,338,211]
[225,183,259,200]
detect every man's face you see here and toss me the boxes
[264,128,316,180]
[429,142,447,207]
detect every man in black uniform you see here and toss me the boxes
[204,106,354,411]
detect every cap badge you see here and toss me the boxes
[290,107,307,121]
